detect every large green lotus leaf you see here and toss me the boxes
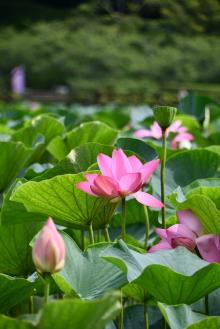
[152,149,219,195]
[1,180,46,225]
[178,92,218,121]
[93,109,130,129]
[0,222,43,276]
[174,114,200,132]
[186,186,220,209]
[103,241,220,304]
[0,317,32,329]
[35,143,113,181]
[47,136,68,161]
[66,121,118,151]
[169,189,220,234]
[12,114,65,163]
[158,303,205,329]
[0,141,30,192]
[183,178,220,194]
[10,173,117,229]
[53,234,127,299]
[0,292,121,329]
[38,292,121,329]
[0,274,35,313]
[186,317,220,329]
[116,137,157,162]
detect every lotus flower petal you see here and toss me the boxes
[148,239,172,252]
[177,210,203,236]
[112,149,132,181]
[119,173,142,195]
[134,129,153,138]
[91,175,119,197]
[76,182,97,196]
[97,153,113,177]
[128,155,142,171]
[140,159,160,183]
[196,234,220,263]
[134,191,163,208]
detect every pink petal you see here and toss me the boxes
[148,239,172,253]
[128,155,142,172]
[170,139,178,149]
[84,173,99,184]
[196,234,220,263]
[151,122,162,139]
[177,210,203,236]
[168,120,182,133]
[140,159,160,183]
[134,191,164,208]
[174,132,194,143]
[134,129,153,138]
[75,182,97,196]
[155,228,167,239]
[91,175,119,197]
[112,149,132,181]
[119,173,142,195]
[166,224,196,245]
[97,153,113,177]
[178,127,187,133]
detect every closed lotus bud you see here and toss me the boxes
[32,217,65,274]
[153,106,177,129]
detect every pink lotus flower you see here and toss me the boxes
[149,210,203,252]
[196,234,220,263]
[134,120,194,149]
[76,149,163,208]
[32,217,65,274]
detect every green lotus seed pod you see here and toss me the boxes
[153,106,177,129]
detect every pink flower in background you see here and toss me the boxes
[134,120,194,149]
[196,234,220,263]
[76,149,163,208]
[149,210,203,252]
[32,217,65,274]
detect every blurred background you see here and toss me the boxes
[0,0,220,105]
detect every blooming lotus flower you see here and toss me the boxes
[149,210,203,252]
[76,149,163,208]
[32,217,65,274]
[134,120,194,149]
[196,234,220,263]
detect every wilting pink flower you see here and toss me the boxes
[134,120,194,149]
[196,234,220,263]
[76,149,163,208]
[32,217,65,274]
[149,210,203,252]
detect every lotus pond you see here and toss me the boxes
[0,93,220,329]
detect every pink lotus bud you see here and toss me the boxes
[32,217,65,274]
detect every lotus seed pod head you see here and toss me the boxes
[153,106,177,129]
[32,217,65,274]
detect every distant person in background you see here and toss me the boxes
[11,65,25,96]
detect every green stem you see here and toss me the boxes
[121,198,126,241]
[44,275,50,306]
[89,222,95,245]
[205,294,209,315]
[143,206,150,249]
[104,226,110,242]
[118,290,123,329]
[144,302,149,329]
[29,296,34,314]
[81,229,85,251]
[161,129,167,229]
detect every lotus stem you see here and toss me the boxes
[89,222,95,245]
[121,197,126,241]
[44,275,50,306]
[161,128,167,229]
[205,294,209,315]
[118,290,124,329]
[143,206,150,249]
[144,302,149,329]
[81,229,85,251]
[29,296,34,314]
[104,225,110,242]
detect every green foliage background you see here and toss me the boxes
[0,0,220,104]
